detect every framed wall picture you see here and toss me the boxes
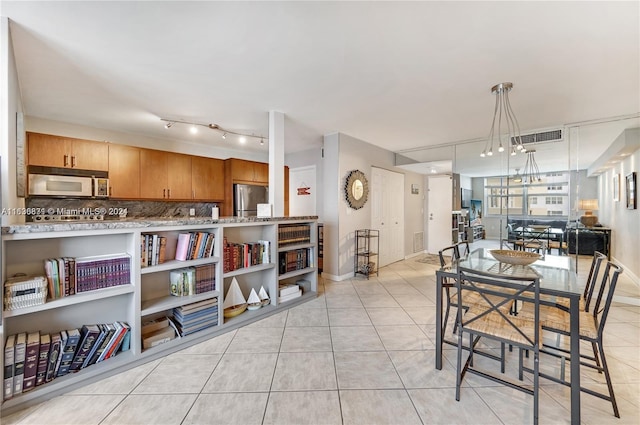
[626,172,637,210]
[613,174,619,202]
[411,184,419,195]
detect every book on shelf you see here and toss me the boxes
[82,324,110,369]
[13,332,27,395]
[45,333,62,382]
[22,331,40,392]
[176,232,215,262]
[278,288,302,303]
[35,333,50,387]
[278,224,311,246]
[56,328,80,377]
[75,253,131,293]
[142,317,169,335]
[100,321,130,361]
[119,322,132,353]
[3,334,16,400]
[279,283,300,297]
[69,324,101,372]
[169,268,196,297]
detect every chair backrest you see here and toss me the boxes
[456,266,540,348]
[438,244,460,268]
[584,251,607,312]
[591,260,624,337]
[457,240,470,258]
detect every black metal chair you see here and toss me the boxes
[455,266,541,425]
[521,259,624,418]
[438,244,461,343]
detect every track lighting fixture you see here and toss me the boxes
[160,118,266,146]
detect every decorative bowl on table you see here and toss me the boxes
[489,250,541,266]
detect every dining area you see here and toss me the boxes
[435,243,626,425]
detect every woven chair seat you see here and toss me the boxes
[518,302,598,339]
[464,308,540,346]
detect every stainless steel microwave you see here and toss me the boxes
[28,174,109,198]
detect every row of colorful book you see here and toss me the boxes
[175,232,216,261]
[44,254,131,300]
[278,248,313,274]
[172,298,218,336]
[3,321,130,401]
[141,234,167,267]
[223,238,270,273]
[278,224,311,246]
[169,264,216,297]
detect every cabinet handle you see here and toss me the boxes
[167,189,171,198]
[163,189,166,198]
[71,156,76,168]
[109,187,112,197]
[64,155,69,167]
[192,190,195,199]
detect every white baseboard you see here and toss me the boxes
[320,271,354,282]
[404,250,427,260]
[611,255,640,286]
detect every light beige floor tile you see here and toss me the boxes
[202,352,277,392]
[403,306,436,324]
[335,351,403,389]
[263,390,342,425]
[176,330,237,354]
[271,352,337,391]
[358,293,401,308]
[101,394,196,425]
[327,307,372,326]
[245,310,288,328]
[409,388,503,424]
[285,307,329,326]
[353,281,389,295]
[10,394,125,425]
[323,284,358,297]
[280,326,332,352]
[340,389,422,425]
[330,326,384,351]
[133,354,220,393]
[392,293,433,308]
[366,307,414,325]
[225,326,284,353]
[375,324,434,350]
[291,293,327,309]
[70,358,161,395]
[325,294,363,308]
[0,403,41,425]
[389,350,464,389]
[182,392,268,425]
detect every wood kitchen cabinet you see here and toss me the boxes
[108,144,140,198]
[27,132,108,171]
[192,156,225,201]
[139,149,192,200]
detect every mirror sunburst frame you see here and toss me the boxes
[344,169,369,210]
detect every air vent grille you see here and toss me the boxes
[511,129,563,145]
[413,232,424,253]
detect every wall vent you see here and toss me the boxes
[413,231,424,253]
[512,129,563,145]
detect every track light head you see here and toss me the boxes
[260,138,264,146]
[222,132,227,139]
[164,122,173,129]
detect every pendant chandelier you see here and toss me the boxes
[481,82,524,157]
[522,149,542,183]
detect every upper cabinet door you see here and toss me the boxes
[28,133,70,168]
[139,149,169,199]
[108,144,140,198]
[230,158,255,182]
[253,162,268,184]
[69,138,108,171]
[192,156,224,201]
[166,152,192,200]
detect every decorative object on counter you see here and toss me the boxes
[257,203,272,218]
[247,288,262,310]
[480,82,523,157]
[259,285,270,306]
[626,172,636,209]
[489,249,540,266]
[223,277,247,318]
[344,169,369,210]
[160,118,266,145]
[578,198,599,227]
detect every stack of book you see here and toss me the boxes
[3,275,48,311]
[169,264,216,296]
[278,283,302,303]
[222,238,270,273]
[172,298,218,336]
[278,248,313,274]
[3,322,130,401]
[141,234,167,267]
[278,224,311,246]
[175,232,215,261]
[141,317,177,350]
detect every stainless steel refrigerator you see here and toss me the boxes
[233,183,268,217]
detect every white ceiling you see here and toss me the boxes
[3,1,639,167]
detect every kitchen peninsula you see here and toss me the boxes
[1,216,318,414]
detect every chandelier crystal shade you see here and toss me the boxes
[481,82,524,157]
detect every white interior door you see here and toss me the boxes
[427,175,453,254]
[371,167,404,268]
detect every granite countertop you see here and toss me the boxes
[2,216,319,234]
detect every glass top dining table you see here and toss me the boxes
[434,248,582,424]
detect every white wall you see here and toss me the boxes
[285,147,324,222]
[598,148,639,282]
[1,18,25,225]
[288,165,316,217]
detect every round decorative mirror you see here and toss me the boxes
[345,170,369,209]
